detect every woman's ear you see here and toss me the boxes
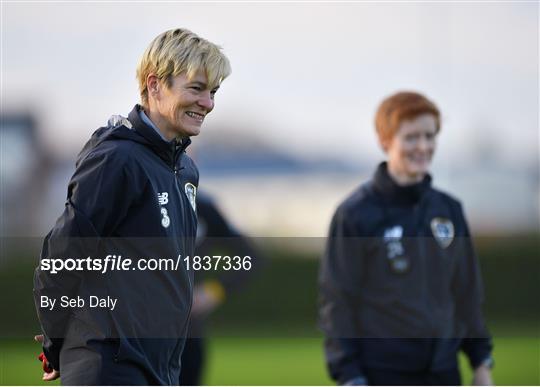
[146,74,160,98]
[379,137,390,153]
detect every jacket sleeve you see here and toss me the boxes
[319,206,365,384]
[33,145,135,370]
[452,202,493,369]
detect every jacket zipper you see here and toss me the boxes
[170,145,193,383]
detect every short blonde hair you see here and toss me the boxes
[136,28,231,106]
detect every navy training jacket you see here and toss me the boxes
[319,162,492,384]
[34,105,199,385]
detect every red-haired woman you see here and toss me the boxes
[319,91,493,385]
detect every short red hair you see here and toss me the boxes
[375,91,440,143]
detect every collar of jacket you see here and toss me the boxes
[372,162,431,205]
[128,104,191,167]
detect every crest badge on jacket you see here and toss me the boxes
[430,217,454,248]
[185,183,197,212]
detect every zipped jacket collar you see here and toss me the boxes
[128,104,191,167]
[372,162,432,205]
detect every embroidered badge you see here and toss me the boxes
[184,183,197,212]
[430,217,455,248]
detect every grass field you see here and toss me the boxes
[1,336,538,385]
[2,237,538,385]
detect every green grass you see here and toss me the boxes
[1,336,538,385]
[0,339,60,386]
[204,338,333,385]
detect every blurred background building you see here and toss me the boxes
[2,2,538,240]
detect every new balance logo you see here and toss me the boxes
[158,192,169,206]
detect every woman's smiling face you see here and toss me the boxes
[149,71,219,140]
[384,113,438,183]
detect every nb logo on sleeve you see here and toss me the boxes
[158,192,169,206]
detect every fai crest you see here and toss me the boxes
[430,217,454,248]
[184,183,197,212]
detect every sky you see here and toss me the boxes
[2,2,538,169]
[1,1,539,235]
